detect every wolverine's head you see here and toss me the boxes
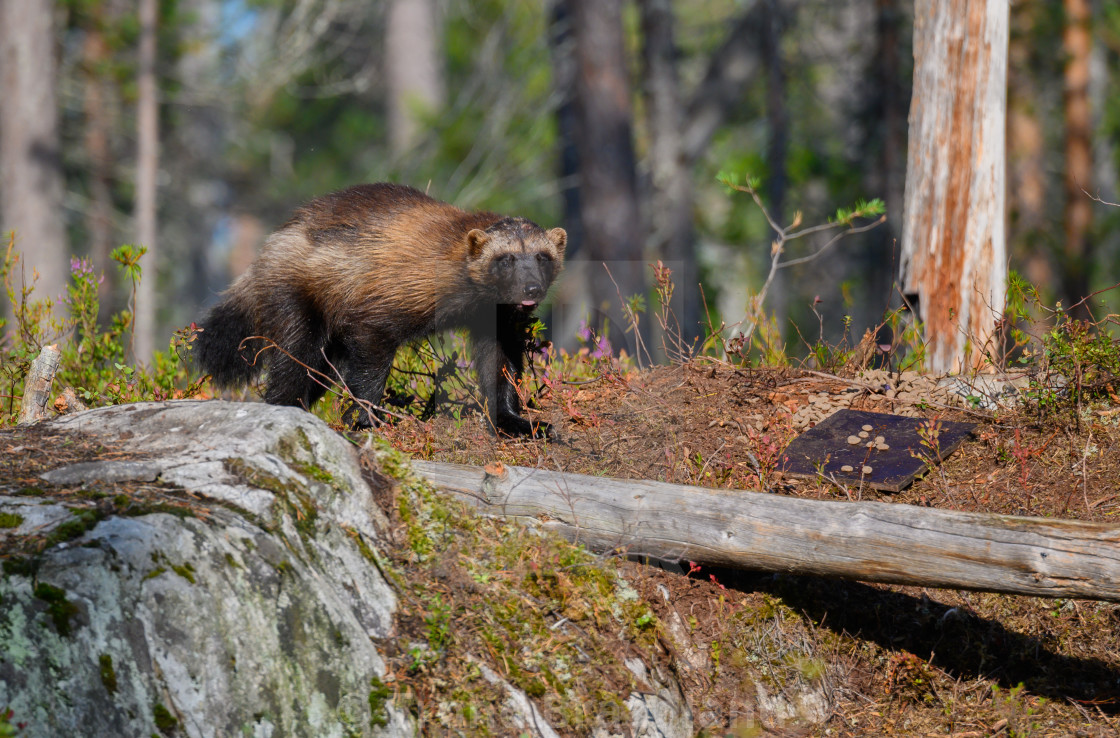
[467,218,566,308]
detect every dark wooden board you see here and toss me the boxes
[779,409,976,492]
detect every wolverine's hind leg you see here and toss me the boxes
[337,333,397,429]
[262,338,331,410]
[258,307,331,410]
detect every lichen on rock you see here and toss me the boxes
[1,401,407,737]
[1,399,694,737]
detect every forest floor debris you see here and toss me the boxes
[374,361,1120,736]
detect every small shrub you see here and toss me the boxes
[1,236,203,427]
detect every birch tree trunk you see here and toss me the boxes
[899,0,1008,373]
[1062,0,1092,319]
[83,18,117,320]
[0,0,68,315]
[385,0,444,151]
[134,0,159,364]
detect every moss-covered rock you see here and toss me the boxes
[0,401,407,737]
[2,400,693,737]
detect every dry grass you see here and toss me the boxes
[372,360,1120,736]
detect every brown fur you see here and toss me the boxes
[195,183,565,436]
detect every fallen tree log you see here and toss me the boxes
[413,460,1120,603]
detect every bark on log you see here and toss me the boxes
[17,344,61,425]
[413,460,1120,603]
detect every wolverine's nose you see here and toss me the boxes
[525,284,544,299]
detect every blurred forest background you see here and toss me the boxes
[2,0,1119,366]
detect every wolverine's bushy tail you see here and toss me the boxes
[194,296,263,388]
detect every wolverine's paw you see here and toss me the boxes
[496,412,552,440]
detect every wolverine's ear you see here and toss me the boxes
[547,227,567,258]
[467,229,490,260]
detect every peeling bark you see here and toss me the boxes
[900,0,1008,373]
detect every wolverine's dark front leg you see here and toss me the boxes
[339,334,397,429]
[471,312,550,438]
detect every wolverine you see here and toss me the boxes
[195,183,566,437]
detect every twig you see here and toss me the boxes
[1082,187,1119,208]
[236,336,413,424]
[602,263,652,368]
[721,180,886,347]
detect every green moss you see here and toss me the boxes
[292,502,318,540]
[99,653,118,695]
[368,676,391,728]
[361,440,668,734]
[33,582,80,637]
[224,457,319,545]
[113,494,130,507]
[143,566,167,582]
[122,502,195,519]
[14,487,46,497]
[2,557,36,577]
[291,459,335,486]
[224,552,241,569]
[43,508,104,549]
[223,457,293,497]
[170,562,196,584]
[368,437,411,481]
[0,512,24,529]
[152,702,177,734]
[206,498,266,531]
[277,426,315,462]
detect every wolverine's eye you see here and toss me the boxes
[496,254,514,269]
[535,253,552,263]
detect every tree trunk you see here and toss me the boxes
[385,0,444,151]
[680,1,765,167]
[82,19,117,321]
[1006,4,1052,297]
[857,0,907,336]
[564,0,645,355]
[638,0,699,353]
[876,0,906,246]
[900,0,1008,373]
[1062,0,1092,320]
[133,0,159,363]
[549,2,583,261]
[415,460,1120,603]
[761,0,788,231]
[0,0,68,318]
